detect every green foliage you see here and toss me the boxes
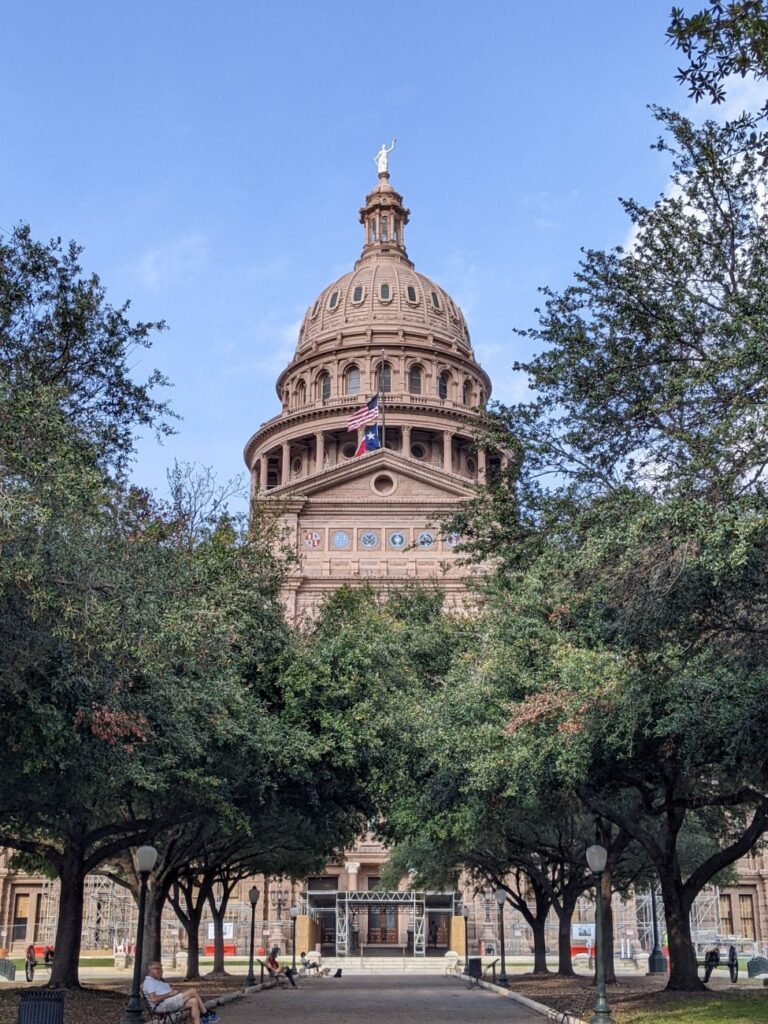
[668,1,768,107]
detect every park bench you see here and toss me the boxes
[255,956,290,987]
[141,992,192,1023]
[697,944,738,983]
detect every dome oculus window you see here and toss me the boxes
[407,285,418,303]
[345,365,361,396]
[411,443,426,460]
[380,283,391,301]
[409,365,423,395]
[352,285,364,303]
[431,291,441,309]
[328,291,339,310]
[342,443,357,459]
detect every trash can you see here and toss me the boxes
[747,956,768,978]
[0,958,15,981]
[468,956,482,980]
[17,989,64,1024]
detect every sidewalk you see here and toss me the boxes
[219,974,546,1024]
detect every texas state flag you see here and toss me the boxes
[355,424,382,456]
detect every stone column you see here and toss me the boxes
[478,449,487,482]
[315,431,325,472]
[281,442,290,484]
[344,861,361,892]
[443,431,452,473]
[402,424,411,457]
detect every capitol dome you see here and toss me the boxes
[296,175,471,354]
[244,164,493,496]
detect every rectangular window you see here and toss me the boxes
[739,894,756,939]
[353,285,363,302]
[12,893,30,943]
[407,285,417,302]
[720,894,734,935]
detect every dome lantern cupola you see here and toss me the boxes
[357,171,412,268]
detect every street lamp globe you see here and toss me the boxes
[136,845,158,874]
[586,844,608,874]
[249,886,260,906]
[494,888,506,906]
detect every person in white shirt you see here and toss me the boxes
[142,961,220,1023]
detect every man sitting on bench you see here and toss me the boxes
[143,961,220,1022]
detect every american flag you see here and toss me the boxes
[346,394,379,431]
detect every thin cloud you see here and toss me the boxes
[134,233,209,290]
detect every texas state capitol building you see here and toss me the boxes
[2,152,766,965]
[244,154,501,621]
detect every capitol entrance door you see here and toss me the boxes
[367,903,398,945]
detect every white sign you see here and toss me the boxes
[571,923,596,940]
[206,922,235,940]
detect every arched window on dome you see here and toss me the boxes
[409,365,423,395]
[463,380,473,406]
[295,380,307,406]
[345,365,361,397]
[438,372,450,400]
[369,219,377,243]
[318,372,331,401]
[377,362,392,394]
[393,218,399,242]
[283,387,290,407]
[380,216,388,242]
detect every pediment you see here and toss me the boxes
[274,450,477,503]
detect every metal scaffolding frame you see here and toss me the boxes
[302,889,456,957]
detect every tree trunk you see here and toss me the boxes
[659,875,703,991]
[556,910,575,977]
[49,844,86,988]
[530,913,550,974]
[206,885,232,977]
[602,870,616,985]
[554,886,581,978]
[184,915,202,981]
[143,880,169,974]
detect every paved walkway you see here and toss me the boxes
[219,974,545,1023]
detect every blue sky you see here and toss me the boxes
[1,1,751,512]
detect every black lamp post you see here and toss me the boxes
[290,906,299,971]
[246,886,260,987]
[494,888,508,987]
[586,845,616,1024]
[648,881,668,974]
[120,845,158,1024]
[462,904,470,958]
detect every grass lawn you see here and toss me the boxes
[619,993,768,1023]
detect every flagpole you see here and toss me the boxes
[380,390,386,449]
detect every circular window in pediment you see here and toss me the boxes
[372,473,396,496]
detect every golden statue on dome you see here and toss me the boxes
[374,138,396,174]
